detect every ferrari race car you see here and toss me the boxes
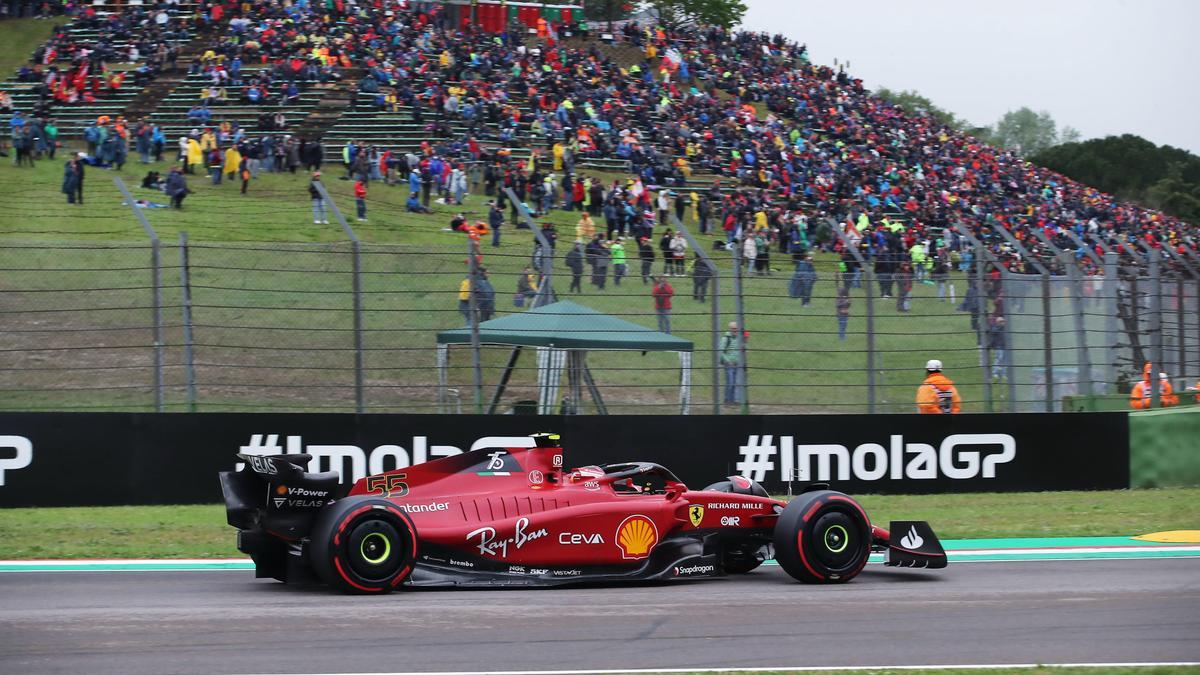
[220,433,947,594]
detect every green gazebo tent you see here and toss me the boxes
[435,301,694,414]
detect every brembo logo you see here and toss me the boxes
[736,434,1017,482]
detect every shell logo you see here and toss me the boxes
[615,515,659,560]
[275,485,287,495]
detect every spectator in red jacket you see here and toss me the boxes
[652,275,674,334]
[354,179,367,222]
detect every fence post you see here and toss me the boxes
[1104,251,1120,394]
[503,186,557,307]
[113,176,163,412]
[673,215,720,415]
[1041,271,1054,412]
[864,267,877,414]
[313,181,365,413]
[178,231,196,412]
[1063,251,1094,397]
[829,219,874,413]
[1149,253,1163,408]
[731,235,748,414]
[974,251,993,411]
[468,236,483,414]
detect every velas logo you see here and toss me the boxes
[688,505,704,527]
[615,515,659,560]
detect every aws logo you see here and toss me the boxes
[615,515,659,560]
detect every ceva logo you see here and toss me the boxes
[0,435,33,486]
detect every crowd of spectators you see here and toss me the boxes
[6,0,1195,280]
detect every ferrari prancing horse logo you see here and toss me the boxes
[688,505,704,527]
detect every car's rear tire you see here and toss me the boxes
[773,490,870,583]
[309,497,418,594]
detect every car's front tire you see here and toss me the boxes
[309,497,418,594]
[773,490,871,583]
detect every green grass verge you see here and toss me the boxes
[1,487,1195,559]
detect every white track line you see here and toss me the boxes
[230,662,1200,675]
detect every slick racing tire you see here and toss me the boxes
[310,497,418,594]
[773,490,870,584]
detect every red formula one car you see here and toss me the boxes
[220,433,946,594]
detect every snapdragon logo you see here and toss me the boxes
[737,434,1016,483]
[0,436,33,486]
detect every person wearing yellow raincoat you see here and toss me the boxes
[222,145,242,180]
[186,137,203,174]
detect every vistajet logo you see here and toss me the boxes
[737,434,1016,483]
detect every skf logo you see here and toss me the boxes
[615,515,659,560]
[0,436,32,486]
[688,505,704,527]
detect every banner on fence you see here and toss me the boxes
[0,412,1129,507]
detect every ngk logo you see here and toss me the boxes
[737,434,1016,482]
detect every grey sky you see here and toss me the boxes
[739,0,1200,154]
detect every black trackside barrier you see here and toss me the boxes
[0,412,1129,507]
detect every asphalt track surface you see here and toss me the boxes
[1,559,1197,675]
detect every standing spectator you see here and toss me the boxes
[789,254,817,305]
[592,238,611,290]
[165,166,188,209]
[638,237,655,283]
[916,359,962,414]
[741,233,758,276]
[670,231,688,276]
[475,268,496,322]
[61,153,85,204]
[610,238,627,286]
[659,229,674,276]
[895,262,914,312]
[309,172,328,224]
[657,189,670,226]
[238,155,251,194]
[932,251,951,300]
[652,275,674,334]
[516,266,538,306]
[720,322,741,405]
[458,275,472,324]
[565,241,584,293]
[354,178,368,222]
[488,201,504,247]
[836,286,851,341]
[207,146,223,185]
[691,254,711,302]
[987,315,1007,382]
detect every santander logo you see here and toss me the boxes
[900,525,924,550]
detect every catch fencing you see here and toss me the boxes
[1,192,1197,414]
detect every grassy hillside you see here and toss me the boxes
[0,153,992,414]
